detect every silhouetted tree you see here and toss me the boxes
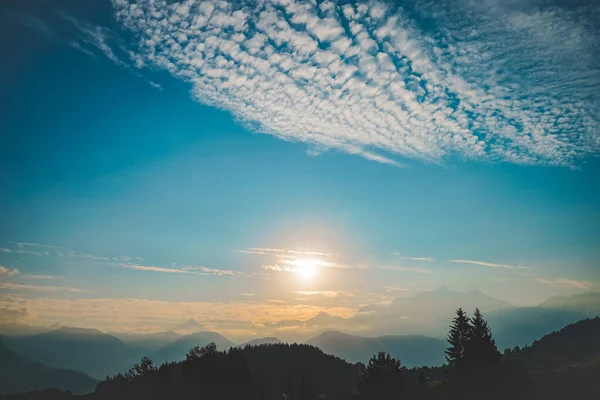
[185,341,217,361]
[445,308,470,368]
[464,308,501,370]
[362,351,406,400]
[125,357,157,382]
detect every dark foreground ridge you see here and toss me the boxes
[1,313,599,400]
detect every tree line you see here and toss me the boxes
[91,308,536,400]
[5,311,598,400]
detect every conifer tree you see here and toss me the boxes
[445,308,471,367]
[465,308,501,369]
[362,351,406,400]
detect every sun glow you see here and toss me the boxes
[291,258,319,280]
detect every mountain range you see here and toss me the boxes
[0,339,96,395]
[150,331,236,365]
[307,331,446,367]
[1,288,598,385]
[2,327,143,379]
[4,316,600,399]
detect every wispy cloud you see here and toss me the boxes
[0,296,355,338]
[0,266,54,280]
[296,290,344,298]
[119,263,243,277]
[378,265,434,274]
[391,254,436,262]
[0,266,20,277]
[536,277,595,290]
[60,13,130,69]
[451,259,532,270]
[0,282,85,293]
[23,275,55,280]
[199,266,244,277]
[382,286,412,292]
[120,264,204,275]
[113,0,600,167]
[238,248,333,257]
[262,265,294,273]
[1,241,138,264]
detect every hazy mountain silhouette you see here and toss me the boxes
[350,287,514,338]
[0,339,96,395]
[3,315,600,400]
[349,288,599,350]
[112,330,181,344]
[150,331,235,364]
[537,292,600,314]
[3,327,143,379]
[486,306,591,350]
[307,331,447,367]
[237,337,283,348]
[0,322,50,337]
[173,319,204,334]
[109,330,184,357]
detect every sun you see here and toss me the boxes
[292,258,319,280]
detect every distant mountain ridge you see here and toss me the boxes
[237,337,283,348]
[151,331,235,364]
[2,288,599,381]
[3,326,143,379]
[0,339,96,395]
[307,331,447,367]
[538,292,600,314]
[173,319,204,334]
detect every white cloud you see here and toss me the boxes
[0,282,85,293]
[112,0,599,167]
[451,259,532,270]
[0,266,20,277]
[120,263,241,277]
[120,263,205,275]
[535,277,594,290]
[0,266,54,280]
[391,254,436,262]
[262,265,294,273]
[23,275,55,280]
[378,265,434,274]
[296,290,344,297]
[237,248,333,256]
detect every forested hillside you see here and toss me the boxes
[0,339,96,395]
[2,311,599,400]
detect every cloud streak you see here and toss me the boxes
[119,263,243,277]
[536,277,595,290]
[0,282,85,293]
[378,265,434,274]
[113,0,600,167]
[451,259,531,270]
[391,254,436,262]
[0,266,20,277]
[237,248,333,257]
[0,266,54,280]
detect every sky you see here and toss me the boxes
[1,0,599,342]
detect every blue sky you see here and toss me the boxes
[1,0,599,340]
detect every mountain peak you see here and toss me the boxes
[53,326,105,336]
[237,337,283,347]
[435,286,456,293]
[538,291,600,313]
[174,319,204,333]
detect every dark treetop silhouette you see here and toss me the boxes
[1,313,600,400]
